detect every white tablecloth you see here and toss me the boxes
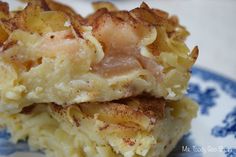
[8,0,236,80]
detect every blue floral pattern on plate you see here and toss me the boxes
[224,148,236,157]
[212,107,236,138]
[188,83,219,115]
[0,66,236,157]
[0,130,30,155]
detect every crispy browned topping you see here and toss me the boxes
[0,2,10,46]
[20,0,81,19]
[1,3,41,32]
[41,0,85,31]
[190,46,199,63]
[50,96,166,131]
[0,0,84,35]
[130,7,167,26]
[0,1,9,16]
[136,96,165,120]
[92,2,118,12]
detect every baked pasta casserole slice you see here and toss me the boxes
[0,96,198,157]
[0,1,198,112]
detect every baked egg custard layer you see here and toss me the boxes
[0,96,198,157]
[0,1,198,112]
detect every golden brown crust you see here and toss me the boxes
[41,0,85,30]
[0,1,9,16]
[0,0,84,35]
[92,2,118,12]
[49,96,165,131]
[190,46,199,63]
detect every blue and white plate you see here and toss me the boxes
[0,66,235,157]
